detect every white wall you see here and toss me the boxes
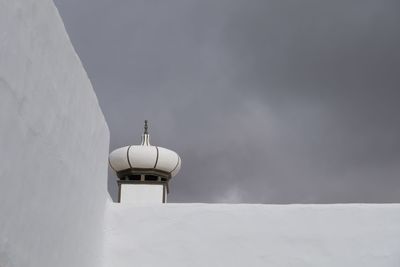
[106,203,400,267]
[120,184,165,204]
[0,1,109,266]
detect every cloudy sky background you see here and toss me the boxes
[54,0,400,203]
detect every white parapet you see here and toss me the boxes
[105,203,400,267]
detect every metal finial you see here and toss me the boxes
[144,120,148,134]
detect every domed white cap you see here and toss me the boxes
[109,121,181,178]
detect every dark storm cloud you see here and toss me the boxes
[54,0,400,203]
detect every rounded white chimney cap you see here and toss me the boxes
[109,121,181,178]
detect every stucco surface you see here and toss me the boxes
[106,203,400,267]
[0,0,109,266]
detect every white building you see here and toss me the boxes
[2,1,400,267]
[108,121,181,204]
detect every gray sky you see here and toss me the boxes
[54,0,400,203]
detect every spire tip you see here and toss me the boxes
[144,120,148,134]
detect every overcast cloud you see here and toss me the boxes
[54,0,400,203]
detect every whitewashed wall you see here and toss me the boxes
[106,203,400,267]
[120,184,165,204]
[0,1,109,266]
